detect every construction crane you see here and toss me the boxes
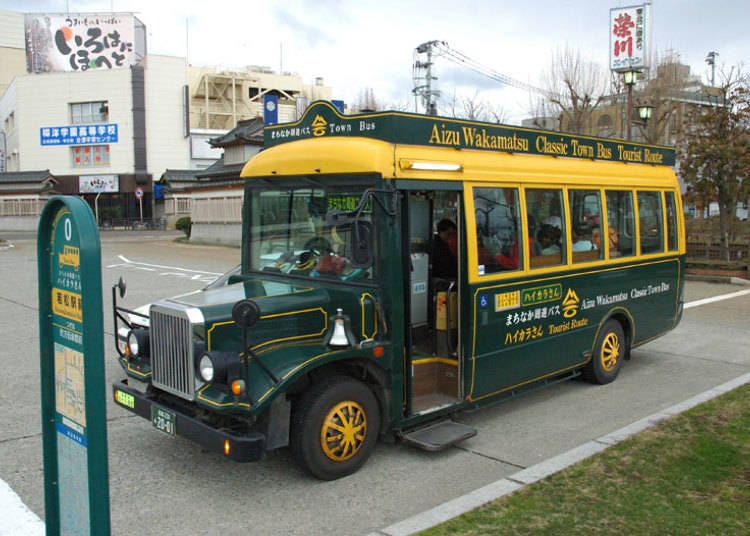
[412,40,544,115]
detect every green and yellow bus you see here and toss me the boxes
[113,101,684,480]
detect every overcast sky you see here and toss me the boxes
[4,0,748,123]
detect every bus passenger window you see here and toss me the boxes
[637,191,664,254]
[473,187,522,274]
[526,188,565,268]
[569,189,603,263]
[605,190,635,257]
[665,191,679,251]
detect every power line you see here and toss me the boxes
[412,40,544,115]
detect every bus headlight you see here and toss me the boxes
[127,328,150,357]
[196,351,238,384]
[198,353,215,382]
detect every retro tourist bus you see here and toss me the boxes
[113,101,685,480]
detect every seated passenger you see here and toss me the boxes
[536,224,561,255]
[592,226,619,254]
[572,224,596,251]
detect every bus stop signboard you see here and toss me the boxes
[37,195,110,535]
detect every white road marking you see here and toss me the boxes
[106,255,224,283]
[684,289,750,309]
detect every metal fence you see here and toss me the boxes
[686,239,750,263]
[99,217,168,231]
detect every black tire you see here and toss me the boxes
[290,376,380,480]
[583,319,626,384]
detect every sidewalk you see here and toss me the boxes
[369,372,750,536]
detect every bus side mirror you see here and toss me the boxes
[349,221,373,268]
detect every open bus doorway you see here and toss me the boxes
[406,190,462,415]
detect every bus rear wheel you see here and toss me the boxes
[584,319,625,384]
[290,376,380,480]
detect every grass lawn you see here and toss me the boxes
[422,384,749,535]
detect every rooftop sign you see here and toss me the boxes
[24,12,145,73]
[610,4,649,72]
[265,101,675,167]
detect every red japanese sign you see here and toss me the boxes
[610,4,648,72]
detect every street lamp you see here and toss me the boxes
[622,70,640,141]
[637,104,653,123]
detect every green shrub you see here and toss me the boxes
[175,216,192,238]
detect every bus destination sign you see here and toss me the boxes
[265,100,675,167]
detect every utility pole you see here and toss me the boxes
[413,40,442,115]
[705,51,719,86]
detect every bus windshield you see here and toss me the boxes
[246,185,376,281]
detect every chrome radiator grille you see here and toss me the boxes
[149,303,204,401]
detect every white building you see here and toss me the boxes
[0,10,333,230]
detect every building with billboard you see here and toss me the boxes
[0,9,333,230]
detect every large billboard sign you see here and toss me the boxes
[610,4,649,72]
[25,13,144,73]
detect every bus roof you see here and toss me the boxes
[262,100,675,167]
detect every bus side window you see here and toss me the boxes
[665,191,679,251]
[637,191,665,254]
[526,188,565,269]
[473,187,522,274]
[569,189,603,263]
[605,190,635,258]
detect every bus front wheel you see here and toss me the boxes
[290,376,380,480]
[584,319,626,384]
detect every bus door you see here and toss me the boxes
[405,190,463,416]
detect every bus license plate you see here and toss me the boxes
[151,406,175,436]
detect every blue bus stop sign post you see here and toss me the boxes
[37,196,111,535]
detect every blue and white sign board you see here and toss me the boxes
[263,94,278,125]
[40,123,119,146]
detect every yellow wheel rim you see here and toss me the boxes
[600,332,621,372]
[320,400,367,462]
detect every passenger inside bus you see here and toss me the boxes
[572,223,597,251]
[536,223,562,254]
[431,219,458,279]
[592,225,619,255]
[495,215,535,270]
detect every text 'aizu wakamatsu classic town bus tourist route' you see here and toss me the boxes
[38,196,111,535]
[112,101,684,481]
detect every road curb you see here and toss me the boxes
[370,372,750,536]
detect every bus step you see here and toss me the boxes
[401,421,477,452]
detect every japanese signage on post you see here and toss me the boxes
[24,13,145,73]
[37,196,110,535]
[610,4,649,72]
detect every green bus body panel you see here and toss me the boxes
[166,275,388,414]
[466,257,684,400]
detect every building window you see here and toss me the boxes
[71,145,110,168]
[71,101,108,124]
[4,111,14,132]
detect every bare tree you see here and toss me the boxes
[443,90,508,123]
[541,47,609,134]
[354,88,379,112]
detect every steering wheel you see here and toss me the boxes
[295,236,333,271]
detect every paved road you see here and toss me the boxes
[1,233,748,535]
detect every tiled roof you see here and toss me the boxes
[209,117,264,147]
[0,170,56,183]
